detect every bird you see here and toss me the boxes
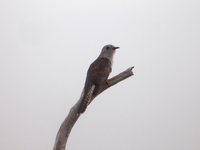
[78,44,119,113]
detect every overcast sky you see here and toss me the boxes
[0,0,200,150]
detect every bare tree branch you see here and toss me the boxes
[53,66,134,150]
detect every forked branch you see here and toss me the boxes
[53,66,134,150]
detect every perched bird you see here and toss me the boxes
[78,44,119,113]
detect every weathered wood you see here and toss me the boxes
[53,66,134,150]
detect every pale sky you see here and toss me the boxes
[0,0,200,150]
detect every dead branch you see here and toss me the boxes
[53,66,134,150]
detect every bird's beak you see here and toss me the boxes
[114,47,120,50]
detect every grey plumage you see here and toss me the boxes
[78,45,119,113]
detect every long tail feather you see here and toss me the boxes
[78,85,95,113]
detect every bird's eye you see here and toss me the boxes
[106,46,109,50]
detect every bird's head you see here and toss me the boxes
[100,44,119,58]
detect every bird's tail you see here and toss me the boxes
[78,100,88,113]
[78,85,95,113]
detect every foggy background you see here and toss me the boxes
[0,0,200,150]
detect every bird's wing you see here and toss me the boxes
[78,58,112,113]
[88,57,112,79]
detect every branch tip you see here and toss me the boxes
[126,66,134,75]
